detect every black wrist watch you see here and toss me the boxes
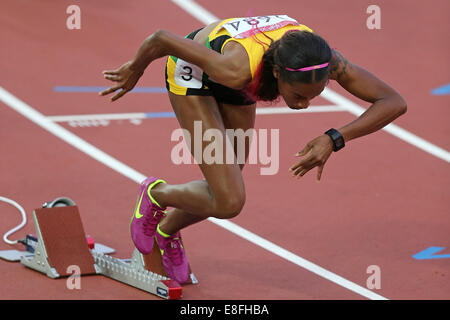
[324,128,345,152]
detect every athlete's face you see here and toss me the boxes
[275,72,328,109]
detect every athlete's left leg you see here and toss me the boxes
[158,101,256,235]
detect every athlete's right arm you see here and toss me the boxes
[132,29,250,88]
[100,29,251,101]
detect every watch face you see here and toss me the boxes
[335,137,344,150]
[325,129,344,151]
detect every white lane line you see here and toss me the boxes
[322,88,450,163]
[171,0,218,24]
[47,112,150,122]
[211,219,387,300]
[0,86,386,300]
[46,105,344,123]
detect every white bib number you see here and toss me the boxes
[174,59,203,89]
[221,15,299,39]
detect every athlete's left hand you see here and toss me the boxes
[289,135,333,181]
[99,61,144,102]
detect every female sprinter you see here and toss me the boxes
[100,15,407,284]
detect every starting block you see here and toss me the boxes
[14,201,197,299]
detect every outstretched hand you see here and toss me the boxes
[289,135,333,181]
[99,61,144,102]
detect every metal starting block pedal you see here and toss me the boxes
[15,201,197,299]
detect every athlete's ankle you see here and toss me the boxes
[149,182,168,209]
[157,223,172,238]
[158,221,178,237]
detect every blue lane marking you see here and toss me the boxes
[54,86,167,93]
[431,83,450,95]
[413,247,450,260]
[144,112,175,118]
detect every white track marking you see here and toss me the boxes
[210,218,387,300]
[46,105,344,123]
[171,0,218,24]
[47,113,150,122]
[0,85,387,300]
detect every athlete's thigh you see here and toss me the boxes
[168,92,245,197]
[218,102,256,170]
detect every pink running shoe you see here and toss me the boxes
[129,177,166,254]
[156,225,189,284]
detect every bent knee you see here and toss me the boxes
[213,193,246,219]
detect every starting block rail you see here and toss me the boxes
[6,200,196,299]
[93,249,182,299]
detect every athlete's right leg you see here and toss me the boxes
[132,93,250,283]
[130,93,244,255]
[150,92,246,220]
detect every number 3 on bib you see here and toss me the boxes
[174,59,203,88]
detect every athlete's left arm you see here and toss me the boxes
[289,49,407,181]
[328,49,407,142]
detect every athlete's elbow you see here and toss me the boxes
[393,93,407,116]
[142,29,168,50]
[400,100,407,116]
[211,69,247,90]
[225,69,252,90]
[399,103,407,117]
[210,56,251,89]
[227,77,250,90]
[151,29,168,40]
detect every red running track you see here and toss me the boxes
[0,0,449,300]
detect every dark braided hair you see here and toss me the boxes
[247,30,332,101]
